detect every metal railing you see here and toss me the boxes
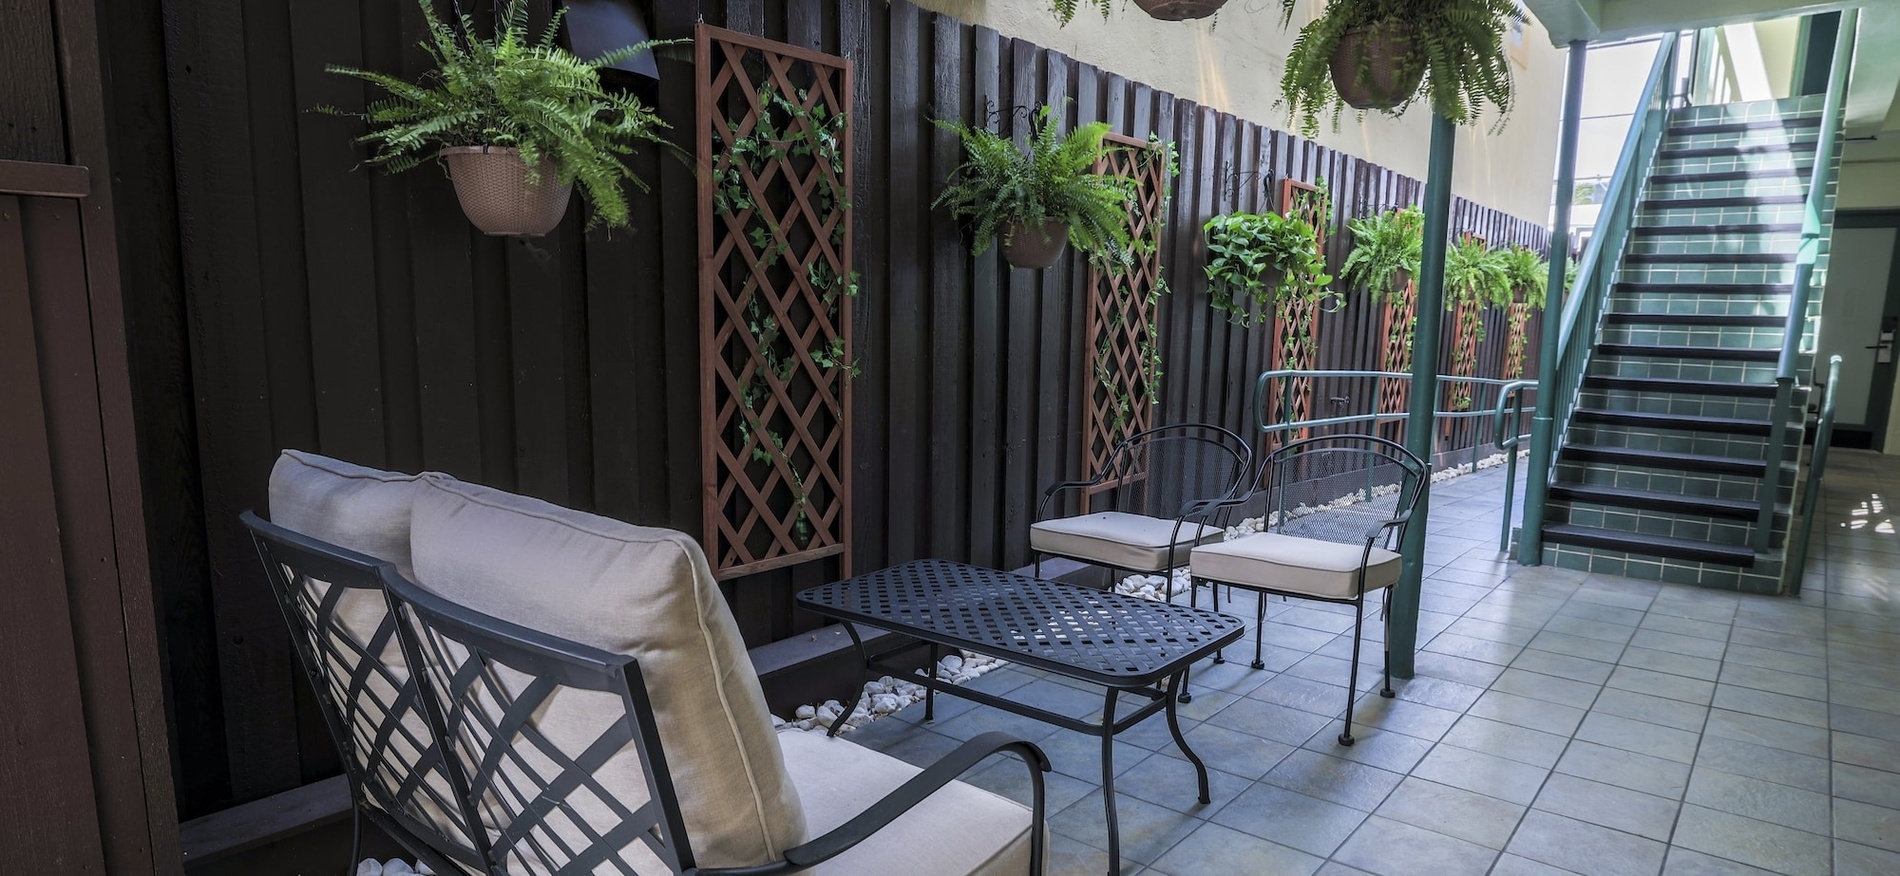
[1518,32,1682,564]
[1253,369,1534,472]
[1754,10,1857,553]
[1787,355,1842,593]
[1493,381,1538,550]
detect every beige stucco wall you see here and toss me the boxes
[908,0,1568,224]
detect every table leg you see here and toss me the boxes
[827,622,870,739]
[1164,671,1211,804]
[925,643,940,722]
[1100,687,1122,876]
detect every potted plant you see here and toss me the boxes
[1499,244,1549,308]
[1444,237,1512,314]
[1275,0,1523,137]
[322,0,669,236]
[1339,205,1424,301]
[1202,210,1331,326]
[934,106,1137,270]
[1049,0,1230,23]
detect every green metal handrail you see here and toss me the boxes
[1518,33,1681,565]
[1252,369,1528,473]
[1492,381,1537,550]
[1754,10,1857,553]
[1787,355,1842,594]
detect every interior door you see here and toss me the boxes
[1817,221,1900,449]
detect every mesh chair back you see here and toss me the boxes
[1261,435,1427,551]
[382,570,699,875]
[1097,423,1252,521]
[240,512,483,872]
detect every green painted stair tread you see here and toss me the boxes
[1642,194,1807,209]
[1658,143,1816,160]
[1602,313,1786,328]
[1647,169,1805,185]
[1595,343,1779,362]
[1631,222,1803,235]
[1664,118,1821,136]
[1541,523,1757,567]
[1581,375,1779,398]
[1560,444,1767,477]
[1547,483,1777,521]
[1612,282,1794,295]
[1572,408,1772,436]
[1624,252,1797,264]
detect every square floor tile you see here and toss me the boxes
[1374,776,1525,849]
[1504,809,1668,876]
[1332,815,1500,876]
[1209,781,1368,857]
[1671,804,1830,876]
[1149,822,1321,876]
[1534,772,1680,841]
[1685,767,1831,835]
[1576,712,1701,763]
[1413,743,1551,806]
[1260,749,1404,812]
[1554,739,1692,800]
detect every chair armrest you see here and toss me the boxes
[1041,478,1097,499]
[775,731,1051,870]
[1363,511,1412,542]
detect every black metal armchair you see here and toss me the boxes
[1188,435,1427,745]
[1031,423,1253,589]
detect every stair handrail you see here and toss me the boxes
[1787,355,1842,594]
[1518,32,1680,564]
[1756,10,1857,553]
[1493,380,1537,551]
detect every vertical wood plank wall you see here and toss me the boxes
[128,0,1548,817]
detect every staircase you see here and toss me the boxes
[1536,96,1838,593]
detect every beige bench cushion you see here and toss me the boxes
[266,451,471,863]
[778,730,1039,875]
[1191,532,1401,600]
[408,475,805,870]
[1030,512,1219,572]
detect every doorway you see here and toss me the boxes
[1818,213,1900,450]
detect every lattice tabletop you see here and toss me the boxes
[798,560,1244,687]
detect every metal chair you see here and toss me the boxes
[242,510,483,876]
[1188,435,1427,745]
[1031,423,1253,588]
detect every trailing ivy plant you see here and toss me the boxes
[933,106,1138,266]
[320,0,671,229]
[1275,0,1524,138]
[1340,205,1424,301]
[712,83,857,547]
[1203,210,1331,327]
[1096,137,1180,438]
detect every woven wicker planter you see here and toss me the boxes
[1133,0,1229,21]
[1329,21,1425,111]
[440,146,573,237]
[1001,218,1070,269]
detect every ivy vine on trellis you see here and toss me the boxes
[697,25,855,579]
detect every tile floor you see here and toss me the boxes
[842,450,1900,875]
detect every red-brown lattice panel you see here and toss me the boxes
[1082,136,1170,512]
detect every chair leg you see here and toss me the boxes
[1034,553,1042,579]
[1251,594,1267,670]
[1210,579,1225,665]
[1340,597,1365,746]
[1380,592,1396,699]
[347,807,363,876]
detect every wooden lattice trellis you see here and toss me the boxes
[1504,302,1533,378]
[1265,178,1332,449]
[1376,272,1418,444]
[1081,135,1170,511]
[1442,234,1487,445]
[697,25,854,580]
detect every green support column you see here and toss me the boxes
[1390,112,1456,680]
[1520,40,1590,566]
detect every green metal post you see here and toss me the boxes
[1519,40,1590,566]
[1391,112,1457,680]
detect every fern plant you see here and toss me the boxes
[321,0,669,229]
[1498,244,1549,308]
[1443,237,1512,310]
[933,105,1138,265]
[1203,211,1331,326]
[1276,0,1523,138]
[1048,0,1116,24]
[1340,205,1424,302]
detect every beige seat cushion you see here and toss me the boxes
[408,475,805,871]
[1030,512,1219,572]
[1191,532,1401,600]
[777,730,1040,875]
[266,451,473,867]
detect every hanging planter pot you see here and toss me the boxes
[440,146,573,237]
[1328,19,1426,111]
[1001,218,1072,270]
[1133,0,1229,21]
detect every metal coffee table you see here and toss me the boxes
[796,559,1246,875]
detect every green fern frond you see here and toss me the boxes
[933,105,1137,265]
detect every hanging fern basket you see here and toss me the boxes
[440,146,573,237]
[1134,0,1229,21]
[1329,20,1426,111]
[1002,218,1071,269]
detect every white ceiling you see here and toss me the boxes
[1522,0,1900,138]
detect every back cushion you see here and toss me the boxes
[407,475,806,870]
[269,449,420,570]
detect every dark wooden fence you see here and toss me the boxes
[112,0,1547,818]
